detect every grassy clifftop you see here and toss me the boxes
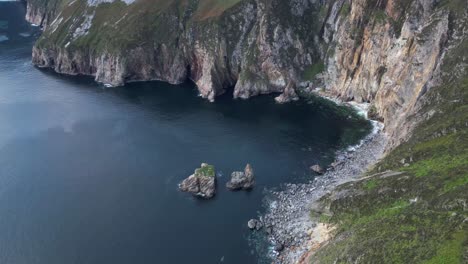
[35,0,246,53]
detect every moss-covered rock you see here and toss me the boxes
[179,163,217,198]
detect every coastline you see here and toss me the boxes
[260,94,388,263]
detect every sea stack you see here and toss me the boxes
[226,164,255,190]
[179,163,216,199]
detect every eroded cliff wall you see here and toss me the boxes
[27,0,463,150]
[28,0,325,102]
[323,0,451,148]
[24,1,467,263]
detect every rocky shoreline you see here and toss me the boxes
[258,111,387,263]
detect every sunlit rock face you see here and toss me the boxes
[27,0,325,102]
[27,0,452,145]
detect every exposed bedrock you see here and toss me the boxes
[28,0,323,103]
[27,0,454,151]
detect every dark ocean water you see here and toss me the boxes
[0,3,370,263]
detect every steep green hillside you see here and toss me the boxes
[36,0,244,53]
[310,6,468,261]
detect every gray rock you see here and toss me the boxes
[310,164,324,174]
[179,163,216,199]
[226,164,255,190]
[248,219,262,230]
[255,221,263,231]
[274,242,284,252]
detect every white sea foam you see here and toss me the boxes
[87,0,135,6]
[19,32,31,37]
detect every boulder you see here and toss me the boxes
[310,164,324,174]
[179,163,216,199]
[274,242,284,252]
[226,164,255,190]
[248,219,263,231]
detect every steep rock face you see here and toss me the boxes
[26,0,65,27]
[323,0,450,148]
[28,0,325,102]
[27,0,459,150]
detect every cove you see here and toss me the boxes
[0,3,371,264]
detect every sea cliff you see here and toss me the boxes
[24,0,467,263]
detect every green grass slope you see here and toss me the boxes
[310,2,468,263]
[35,0,245,53]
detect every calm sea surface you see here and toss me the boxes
[0,3,370,263]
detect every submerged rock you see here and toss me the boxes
[247,219,262,231]
[179,163,216,199]
[310,165,324,175]
[226,164,255,190]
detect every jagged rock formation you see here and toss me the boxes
[28,0,324,102]
[23,0,467,263]
[178,163,216,199]
[322,0,451,149]
[26,0,455,148]
[226,163,255,190]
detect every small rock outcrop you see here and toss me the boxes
[274,242,284,252]
[179,163,216,199]
[247,219,263,231]
[310,165,324,175]
[226,164,255,190]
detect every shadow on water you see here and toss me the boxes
[40,66,370,152]
[36,65,370,142]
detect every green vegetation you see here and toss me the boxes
[363,178,378,190]
[311,4,468,263]
[373,10,387,24]
[318,5,328,20]
[402,153,468,178]
[367,104,384,121]
[302,61,325,80]
[340,2,350,17]
[195,164,215,178]
[319,214,332,223]
[36,0,244,54]
[423,231,466,264]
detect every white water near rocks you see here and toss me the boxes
[258,110,387,263]
[0,3,374,264]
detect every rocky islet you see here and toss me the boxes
[226,164,255,191]
[178,163,217,199]
[179,163,256,198]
